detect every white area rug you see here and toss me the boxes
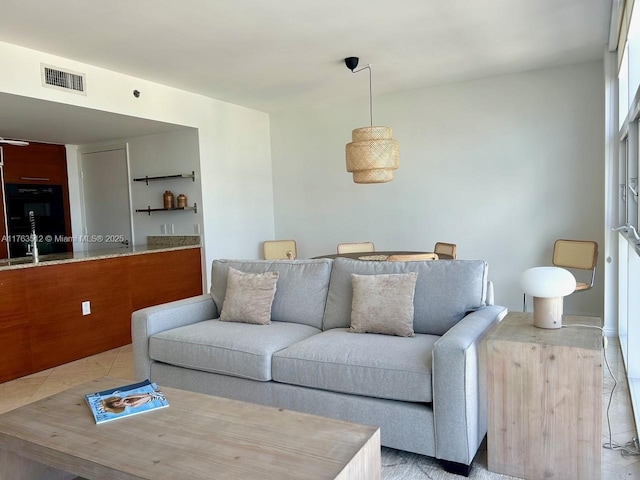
[381,441,516,480]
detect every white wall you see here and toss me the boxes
[270,61,605,317]
[0,41,275,287]
[127,129,203,245]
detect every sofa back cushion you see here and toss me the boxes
[322,257,488,335]
[210,259,333,329]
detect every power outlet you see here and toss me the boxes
[194,223,200,234]
[161,224,167,234]
[169,224,175,234]
[82,301,91,316]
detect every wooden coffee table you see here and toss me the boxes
[0,377,380,480]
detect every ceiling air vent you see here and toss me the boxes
[41,64,86,95]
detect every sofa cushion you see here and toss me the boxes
[219,267,278,325]
[272,328,438,402]
[210,259,332,329]
[350,272,418,337]
[149,319,321,381]
[323,257,488,335]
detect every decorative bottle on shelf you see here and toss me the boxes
[163,190,174,209]
[177,194,187,208]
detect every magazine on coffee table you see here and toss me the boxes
[85,379,169,424]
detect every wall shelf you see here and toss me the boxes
[133,171,196,185]
[133,170,197,215]
[135,203,198,216]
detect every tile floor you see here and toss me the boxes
[0,344,135,416]
[601,337,640,479]
[0,340,638,479]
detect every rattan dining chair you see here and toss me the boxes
[337,242,375,254]
[263,240,297,260]
[552,239,598,292]
[434,242,457,260]
[386,253,439,261]
[523,239,598,311]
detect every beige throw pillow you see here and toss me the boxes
[349,272,418,337]
[219,267,279,325]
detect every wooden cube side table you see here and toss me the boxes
[486,312,603,480]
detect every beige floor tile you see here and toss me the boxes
[603,406,636,437]
[0,346,129,412]
[21,368,55,379]
[607,336,621,346]
[109,344,134,379]
[108,364,135,380]
[602,460,634,479]
[602,449,640,480]
[0,376,47,399]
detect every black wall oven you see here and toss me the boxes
[5,184,68,257]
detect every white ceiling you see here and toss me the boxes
[0,0,613,144]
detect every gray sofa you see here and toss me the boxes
[132,257,507,475]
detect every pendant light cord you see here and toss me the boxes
[351,64,373,128]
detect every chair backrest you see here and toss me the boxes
[337,242,375,254]
[263,240,297,260]
[434,242,457,259]
[552,239,598,290]
[387,253,439,261]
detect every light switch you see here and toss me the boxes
[82,301,91,316]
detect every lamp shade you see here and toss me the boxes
[521,267,576,298]
[521,267,576,329]
[346,126,399,184]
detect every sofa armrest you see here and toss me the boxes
[132,294,217,381]
[432,305,507,465]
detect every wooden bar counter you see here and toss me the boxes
[486,312,603,480]
[0,245,203,384]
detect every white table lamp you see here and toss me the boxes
[521,267,576,329]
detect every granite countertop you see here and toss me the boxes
[0,243,200,271]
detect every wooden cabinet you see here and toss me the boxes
[26,256,133,372]
[0,247,203,383]
[2,142,73,254]
[2,143,68,185]
[0,182,6,259]
[486,312,603,480]
[129,250,203,311]
[0,269,31,381]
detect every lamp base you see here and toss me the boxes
[532,296,563,329]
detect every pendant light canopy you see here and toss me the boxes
[345,57,399,184]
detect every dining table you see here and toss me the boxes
[311,250,454,260]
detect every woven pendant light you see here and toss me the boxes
[346,126,399,183]
[344,57,399,184]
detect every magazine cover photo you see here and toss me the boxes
[85,379,169,424]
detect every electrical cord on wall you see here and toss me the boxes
[562,324,640,457]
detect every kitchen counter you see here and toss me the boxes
[0,244,200,271]
[0,243,203,383]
